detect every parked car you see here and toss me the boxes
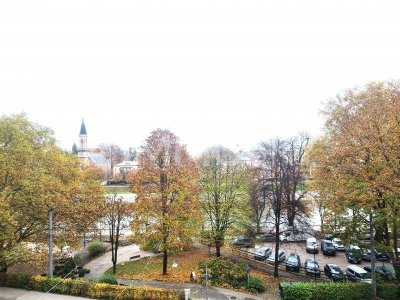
[361,248,391,262]
[332,238,345,251]
[345,245,362,264]
[264,233,276,242]
[305,258,320,277]
[254,247,272,261]
[305,237,319,254]
[280,229,313,242]
[230,236,254,248]
[286,253,301,272]
[267,250,286,264]
[346,265,371,283]
[364,265,396,281]
[324,264,346,281]
[321,240,336,256]
[376,251,391,262]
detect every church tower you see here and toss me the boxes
[78,119,89,165]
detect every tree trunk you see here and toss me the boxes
[162,249,168,275]
[274,221,280,278]
[215,238,221,258]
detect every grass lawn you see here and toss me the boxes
[106,248,279,292]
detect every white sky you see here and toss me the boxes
[1,1,400,155]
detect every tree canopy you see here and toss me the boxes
[0,114,104,270]
[129,129,201,275]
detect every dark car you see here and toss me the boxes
[321,240,336,256]
[254,247,272,261]
[376,251,391,262]
[345,245,362,264]
[324,264,346,281]
[286,253,301,272]
[265,233,276,242]
[361,248,391,262]
[231,236,254,248]
[305,258,320,277]
[364,265,396,281]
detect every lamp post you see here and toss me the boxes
[313,246,316,282]
[48,209,53,278]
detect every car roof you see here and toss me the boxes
[347,265,367,273]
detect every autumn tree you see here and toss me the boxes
[129,129,201,275]
[310,81,400,288]
[98,143,124,178]
[255,136,311,277]
[248,167,268,234]
[0,114,104,271]
[198,146,249,258]
[102,193,132,274]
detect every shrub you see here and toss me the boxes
[377,283,400,300]
[0,273,182,300]
[247,276,265,293]
[78,268,90,278]
[198,258,265,293]
[280,282,372,300]
[87,240,106,257]
[97,274,117,284]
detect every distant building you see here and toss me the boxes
[113,160,138,180]
[75,119,111,177]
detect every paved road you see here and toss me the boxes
[0,287,93,300]
[119,279,277,300]
[84,244,154,278]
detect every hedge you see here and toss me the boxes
[281,281,400,300]
[0,273,183,300]
[280,282,372,300]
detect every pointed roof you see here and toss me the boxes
[80,119,87,135]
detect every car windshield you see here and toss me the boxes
[256,248,267,254]
[307,261,318,268]
[288,256,298,263]
[308,241,316,246]
[330,266,342,274]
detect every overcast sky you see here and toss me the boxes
[1,1,400,155]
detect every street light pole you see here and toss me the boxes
[48,209,53,278]
[314,247,316,282]
[205,263,209,300]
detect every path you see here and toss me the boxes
[84,244,154,278]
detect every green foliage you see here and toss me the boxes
[247,276,265,293]
[199,258,265,293]
[281,282,372,300]
[0,273,182,300]
[0,114,105,269]
[87,240,106,257]
[377,283,400,300]
[77,268,90,277]
[97,274,117,284]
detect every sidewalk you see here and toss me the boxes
[0,287,93,300]
[84,244,154,278]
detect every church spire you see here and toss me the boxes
[80,119,87,135]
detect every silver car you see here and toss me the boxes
[267,250,286,264]
[254,247,272,261]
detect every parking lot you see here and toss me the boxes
[252,240,386,273]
